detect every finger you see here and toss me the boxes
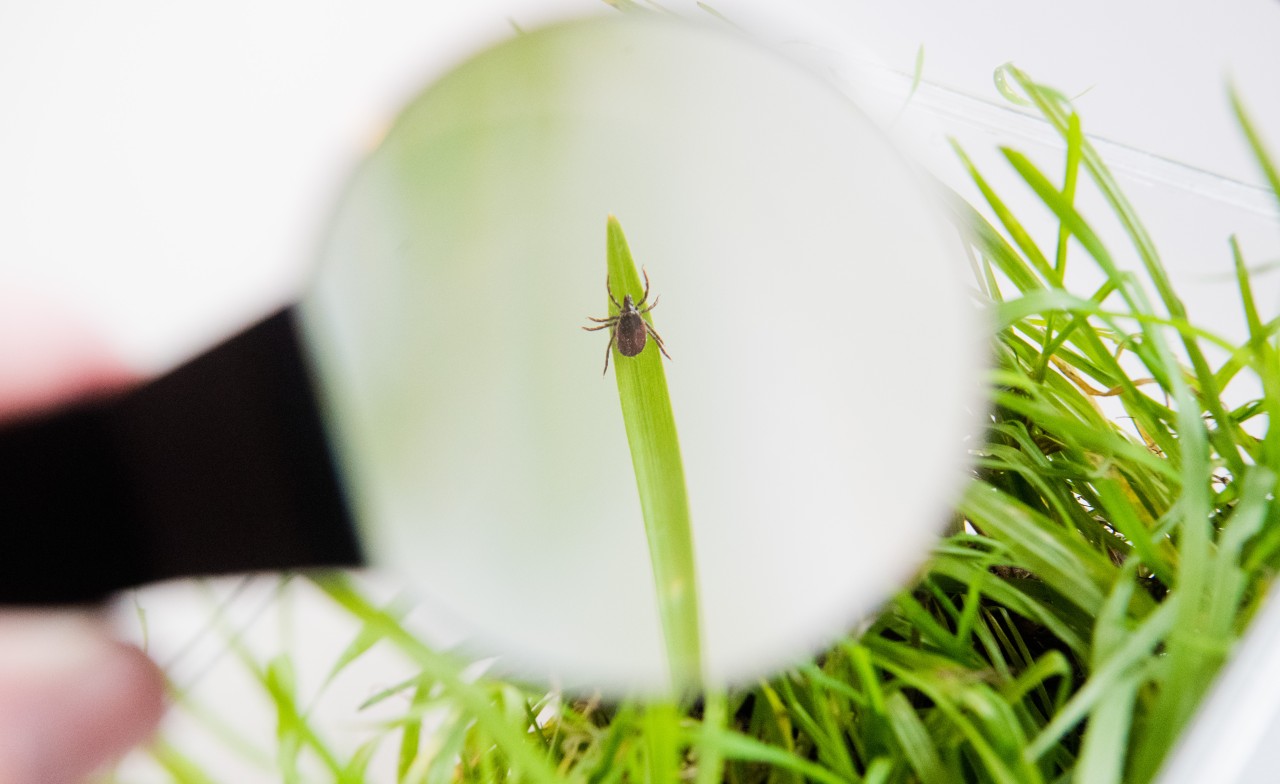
[0,612,166,784]
[0,290,138,422]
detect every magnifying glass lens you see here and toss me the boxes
[301,16,983,695]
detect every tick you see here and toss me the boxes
[583,268,671,375]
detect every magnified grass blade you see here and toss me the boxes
[604,215,702,694]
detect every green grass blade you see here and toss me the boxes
[317,590,416,700]
[1074,671,1140,784]
[1232,232,1280,475]
[263,654,343,780]
[999,67,1170,309]
[1053,112,1084,282]
[642,701,682,784]
[999,68,1245,481]
[1028,597,1178,759]
[396,677,433,782]
[148,740,221,784]
[310,573,565,784]
[884,691,948,784]
[959,483,1110,617]
[701,729,853,784]
[950,141,1054,284]
[694,690,729,784]
[604,215,702,693]
[1230,86,1280,213]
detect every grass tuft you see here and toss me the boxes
[131,70,1280,784]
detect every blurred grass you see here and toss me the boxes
[121,65,1280,784]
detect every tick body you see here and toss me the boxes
[583,268,671,375]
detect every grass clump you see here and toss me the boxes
[128,68,1280,784]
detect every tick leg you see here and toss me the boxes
[602,329,616,375]
[646,323,672,360]
[636,267,652,308]
[638,294,660,314]
[605,274,622,311]
[582,322,612,332]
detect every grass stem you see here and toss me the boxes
[603,215,703,695]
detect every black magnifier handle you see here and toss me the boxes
[0,308,363,605]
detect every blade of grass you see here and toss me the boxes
[929,552,1089,655]
[604,215,702,693]
[868,660,1042,784]
[1053,112,1084,283]
[316,590,416,703]
[585,703,640,784]
[1033,110,1084,383]
[694,690,729,784]
[950,142,1054,285]
[147,740,221,784]
[699,728,852,784]
[1074,670,1140,784]
[1230,86,1280,213]
[884,691,948,784]
[191,581,345,779]
[641,701,681,784]
[1028,596,1178,760]
[310,573,565,784]
[1231,236,1280,472]
[396,676,434,782]
[1001,69,1245,482]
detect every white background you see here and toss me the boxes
[1,0,1276,370]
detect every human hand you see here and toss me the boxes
[0,293,166,784]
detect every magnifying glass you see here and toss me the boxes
[0,15,983,696]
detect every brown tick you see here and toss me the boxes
[583,268,671,375]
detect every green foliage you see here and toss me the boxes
[138,69,1280,784]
